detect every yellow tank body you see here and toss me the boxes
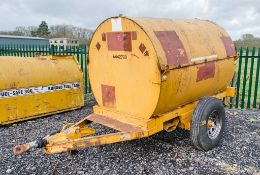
[0,55,84,125]
[88,17,236,120]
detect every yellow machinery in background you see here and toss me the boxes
[14,17,237,155]
[0,55,84,125]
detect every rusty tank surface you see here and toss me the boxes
[88,17,236,119]
[0,55,84,125]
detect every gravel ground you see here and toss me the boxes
[0,99,259,175]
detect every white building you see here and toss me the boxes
[49,38,79,48]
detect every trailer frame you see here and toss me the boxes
[13,87,236,155]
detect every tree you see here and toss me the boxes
[31,21,50,38]
[49,24,93,44]
[234,33,260,48]
[241,34,254,41]
[0,22,93,44]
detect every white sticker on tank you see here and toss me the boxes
[191,55,218,62]
[111,18,122,31]
[0,82,80,99]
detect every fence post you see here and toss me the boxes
[80,45,83,70]
[49,45,54,55]
[4,45,9,56]
[84,46,89,94]
[3,44,5,56]
[29,45,32,57]
[76,46,80,65]
[235,48,243,108]
[58,45,61,55]
[44,45,47,55]
[7,44,10,56]
[229,73,236,108]
[32,44,35,57]
[241,47,249,109]
[253,48,260,108]
[1,44,3,56]
[247,47,255,108]
[22,44,24,56]
[18,44,20,57]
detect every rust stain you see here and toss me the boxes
[196,62,215,82]
[144,51,149,56]
[102,33,106,41]
[220,36,235,57]
[9,82,16,89]
[136,131,144,139]
[132,31,137,40]
[73,141,95,149]
[107,32,132,51]
[101,84,116,108]
[86,114,140,132]
[18,69,28,76]
[154,31,189,67]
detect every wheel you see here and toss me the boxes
[190,97,226,151]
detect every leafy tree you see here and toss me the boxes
[0,22,93,44]
[0,26,37,36]
[31,21,50,38]
[49,24,93,44]
[241,34,254,40]
[234,34,260,48]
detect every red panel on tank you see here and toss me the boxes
[132,31,137,40]
[107,32,132,51]
[101,84,116,108]
[155,31,189,67]
[96,42,101,51]
[102,33,106,41]
[221,36,235,57]
[139,43,146,53]
[196,62,215,82]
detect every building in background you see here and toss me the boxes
[0,35,49,45]
[49,38,79,48]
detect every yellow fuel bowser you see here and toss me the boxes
[13,17,237,155]
[0,55,84,125]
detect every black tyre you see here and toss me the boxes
[190,97,226,151]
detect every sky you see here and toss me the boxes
[0,0,259,40]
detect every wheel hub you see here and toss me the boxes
[207,110,222,139]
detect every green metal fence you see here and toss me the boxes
[0,44,91,94]
[230,47,260,109]
[0,44,259,109]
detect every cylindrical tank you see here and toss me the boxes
[88,17,236,119]
[0,55,84,124]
